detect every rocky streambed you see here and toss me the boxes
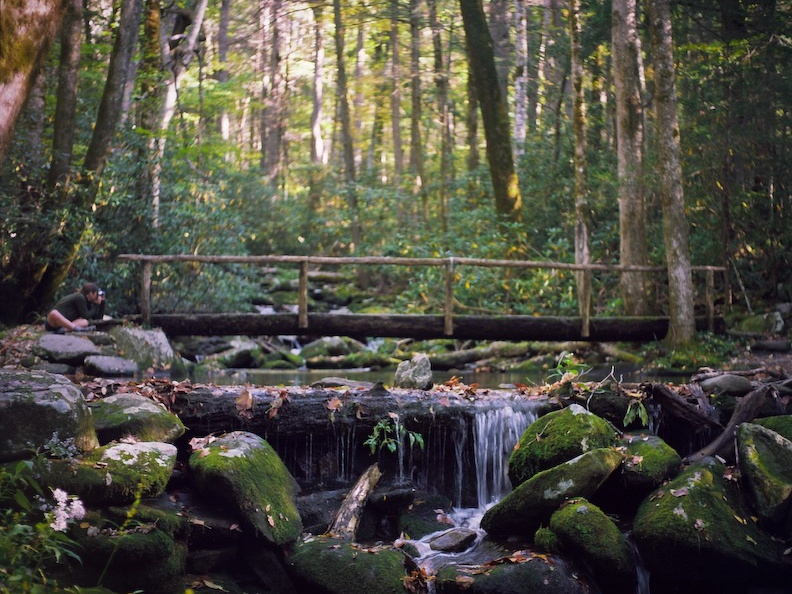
[3,324,792,593]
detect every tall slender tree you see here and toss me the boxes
[647,0,695,344]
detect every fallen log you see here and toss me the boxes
[138,312,724,341]
[326,463,382,540]
[684,384,779,463]
[643,382,724,433]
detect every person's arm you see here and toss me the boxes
[88,300,105,320]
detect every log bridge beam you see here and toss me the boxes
[118,254,727,341]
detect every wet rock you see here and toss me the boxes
[737,422,792,529]
[189,431,302,546]
[89,392,185,444]
[546,498,636,593]
[429,527,477,552]
[109,326,177,370]
[482,448,623,538]
[83,354,138,377]
[508,404,619,486]
[0,369,98,462]
[699,373,754,396]
[633,457,791,590]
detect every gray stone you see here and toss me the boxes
[699,373,754,396]
[0,369,98,462]
[109,326,176,370]
[89,393,185,444]
[429,527,477,552]
[83,355,139,377]
[737,423,792,528]
[34,333,100,366]
[394,353,433,390]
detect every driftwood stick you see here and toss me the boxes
[684,384,778,464]
[326,463,382,540]
[643,382,724,432]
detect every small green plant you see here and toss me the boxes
[546,351,591,383]
[364,412,425,455]
[623,399,650,428]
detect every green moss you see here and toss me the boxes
[189,432,301,546]
[549,498,631,567]
[288,537,406,594]
[508,405,618,486]
[89,395,185,443]
[618,433,681,489]
[754,416,792,442]
[79,527,174,566]
[533,526,560,553]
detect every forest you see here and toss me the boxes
[0,0,790,346]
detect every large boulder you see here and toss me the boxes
[508,404,619,487]
[34,333,100,366]
[482,448,623,538]
[89,393,186,444]
[189,431,302,546]
[0,369,98,462]
[633,457,791,590]
[109,326,177,370]
[35,441,177,505]
[545,498,636,593]
[287,536,407,594]
[83,355,138,378]
[736,422,792,530]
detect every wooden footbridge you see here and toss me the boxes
[118,254,727,342]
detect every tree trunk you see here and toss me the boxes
[647,0,696,345]
[309,2,325,166]
[613,0,650,316]
[460,0,522,223]
[428,0,452,231]
[0,0,68,166]
[390,0,404,182]
[332,0,362,252]
[513,0,528,156]
[408,0,427,222]
[47,0,83,192]
[569,0,591,337]
[488,0,512,113]
[260,0,285,185]
[327,463,382,540]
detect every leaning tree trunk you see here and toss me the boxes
[460,0,522,224]
[613,0,650,316]
[647,0,695,345]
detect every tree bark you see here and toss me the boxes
[390,0,404,181]
[647,0,696,345]
[460,0,522,223]
[428,0,453,231]
[613,0,650,316]
[327,463,382,540]
[569,0,591,337]
[408,0,427,222]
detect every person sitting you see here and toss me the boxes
[45,282,106,333]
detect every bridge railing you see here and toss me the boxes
[118,254,727,338]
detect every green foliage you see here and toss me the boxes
[640,333,741,372]
[623,400,650,428]
[364,413,425,456]
[0,459,84,592]
[546,351,591,383]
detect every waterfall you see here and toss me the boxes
[473,404,537,508]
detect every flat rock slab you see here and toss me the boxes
[35,334,100,365]
[83,355,138,377]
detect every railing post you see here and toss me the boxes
[706,268,715,333]
[141,261,152,326]
[298,261,309,329]
[444,258,455,336]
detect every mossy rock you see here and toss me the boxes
[434,554,589,593]
[736,422,792,528]
[633,457,790,589]
[189,431,302,546]
[508,404,619,487]
[548,498,635,592]
[287,536,406,594]
[482,447,623,538]
[398,494,454,539]
[89,393,185,444]
[754,415,792,442]
[35,442,177,505]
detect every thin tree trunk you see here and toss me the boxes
[466,69,480,172]
[261,0,285,185]
[218,0,231,158]
[488,0,511,112]
[460,0,522,224]
[428,0,452,231]
[409,0,427,222]
[613,0,650,315]
[390,0,404,182]
[647,0,695,345]
[513,0,528,157]
[309,2,325,166]
[569,0,591,337]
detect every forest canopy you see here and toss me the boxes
[0,0,789,336]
